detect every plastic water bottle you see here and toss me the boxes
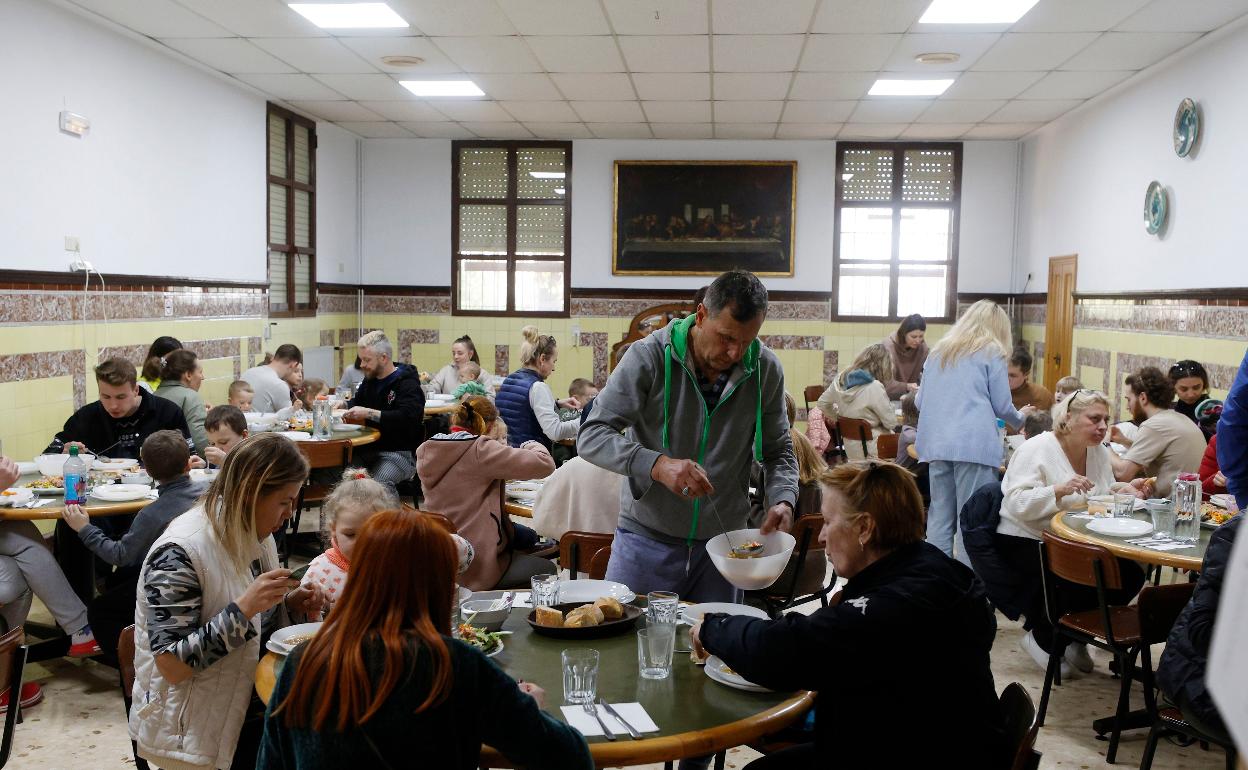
[996,418,1008,465]
[63,446,87,505]
[1172,472,1200,542]
[313,395,333,440]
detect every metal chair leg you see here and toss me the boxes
[1036,641,1060,727]
[1106,648,1140,764]
[1140,723,1161,770]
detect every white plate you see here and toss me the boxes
[705,655,770,693]
[0,489,34,507]
[557,579,635,605]
[682,602,768,623]
[266,622,324,656]
[189,468,218,482]
[1087,518,1154,537]
[16,462,37,476]
[277,431,313,442]
[506,481,544,495]
[1211,494,1236,509]
[90,484,153,502]
[93,458,138,472]
[1085,495,1146,513]
[331,423,362,433]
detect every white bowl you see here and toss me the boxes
[705,528,796,590]
[121,472,153,486]
[35,453,96,478]
[460,598,512,631]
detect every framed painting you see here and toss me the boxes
[612,160,796,276]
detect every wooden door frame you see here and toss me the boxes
[1044,254,1077,388]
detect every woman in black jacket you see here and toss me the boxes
[692,461,1004,769]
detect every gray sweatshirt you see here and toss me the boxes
[76,476,207,567]
[578,314,797,545]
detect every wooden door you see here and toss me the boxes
[1044,255,1077,388]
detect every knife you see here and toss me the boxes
[598,698,642,740]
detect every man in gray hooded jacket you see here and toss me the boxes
[579,270,798,603]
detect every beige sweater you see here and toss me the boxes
[530,457,623,540]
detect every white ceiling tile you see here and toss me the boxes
[850,98,931,122]
[334,121,416,138]
[714,123,778,139]
[962,122,1043,139]
[472,73,563,100]
[604,0,708,35]
[1060,32,1201,70]
[713,35,804,72]
[839,123,907,139]
[497,0,611,34]
[499,100,580,121]
[942,71,1045,99]
[651,123,715,138]
[642,101,713,122]
[882,33,1001,72]
[901,123,975,139]
[251,38,374,74]
[618,36,711,72]
[430,101,515,121]
[435,37,542,72]
[461,122,534,138]
[524,122,594,138]
[712,73,793,100]
[811,0,929,33]
[781,100,857,122]
[398,121,478,137]
[776,123,841,138]
[311,74,411,100]
[388,0,517,35]
[571,101,646,122]
[799,34,900,71]
[714,101,785,121]
[549,73,636,99]
[69,0,233,37]
[985,99,1083,122]
[633,73,712,100]
[711,0,818,34]
[915,99,1006,122]
[972,33,1101,71]
[788,72,875,99]
[233,73,345,101]
[1019,70,1133,99]
[338,37,462,73]
[587,123,654,138]
[173,0,326,37]
[160,38,295,74]
[1011,0,1152,32]
[288,101,385,121]
[359,100,455,121]
[526,36,625,72]
[1116,0,1248,32]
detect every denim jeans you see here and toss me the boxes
[926,461,1000,567]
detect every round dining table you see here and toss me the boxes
[1049,510,1210,571]
[2,472,154,521]
[256,605,814,767]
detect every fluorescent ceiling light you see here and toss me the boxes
[529,171,565,179]
[288,3,408,29]
[868,78,954,96]
[918,0,1040,25]
[399,80,484,97]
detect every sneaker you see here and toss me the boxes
[1020,630,1073,680]
[1064,642,1095,674]
[0,682,43,713]
[68,626,101,658]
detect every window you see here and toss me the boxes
[267,104,316,316]
[452,141,571,316]
[833,143,961,321]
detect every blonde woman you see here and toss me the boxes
[915,300,1032,564]
[130,433,326,770]
[496,326,580,451]
[816,344,898,459]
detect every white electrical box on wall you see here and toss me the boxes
[59,110,89,137]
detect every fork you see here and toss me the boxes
[583,703,616,741]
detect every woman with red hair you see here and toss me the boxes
[257,509,589,769]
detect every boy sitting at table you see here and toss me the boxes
[63,430,207,666]
[204,405,249,467]
[227,380,254,412]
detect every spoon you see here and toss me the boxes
[704,492,764,557]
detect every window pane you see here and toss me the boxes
[902,149,955,202]
[838,263,890,317]
[458,259,508,311]
[293,123,311,184]
[458,204,508,255]
[898,264,948,318]
[515,260,564,312]
[268,184,287,245]
[899,208,951,262]
[841,149,893,201]
[293,190,311,248]
[293,253,312,306]
[517,205,565,256]
[268,113,286,178]
[459,148,509,198]
[517,148,567,199]
[268,250,288,311]
[839,207,892,261]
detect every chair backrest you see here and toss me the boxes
[588,546,611,580]
[791,514,825,553]
[0,627,27,768]
[876,432,899,460]
[559,531,614,579]
[1040,530,1124,590]
[836,416,873,441]
[1137,582,1196,645]
[119,625,137,696]
[802,385,824,412]
[297,438,354,470]
[1000,682,1041,770]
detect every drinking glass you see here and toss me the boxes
[637,627,676,680]
[1111,493,1134,518]
[531,574,560,607]
[646,591,680,626]
[1145,499,1173,537]
[562,649,599,704]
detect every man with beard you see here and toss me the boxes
[342,330,425,490]
[1111,366,1206,498]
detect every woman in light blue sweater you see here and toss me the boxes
[916,300,1030,564]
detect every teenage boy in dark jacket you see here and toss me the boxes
[343,330,425,490]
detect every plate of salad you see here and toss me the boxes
[454,623,508,657]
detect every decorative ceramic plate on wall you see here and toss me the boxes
[1173,98,1200,157]
[1144,181,1167,235]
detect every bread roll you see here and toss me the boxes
[593,597,624,620]
[564,605,604,627]
[535,606,564,627]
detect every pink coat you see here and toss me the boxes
[806,406,831,454]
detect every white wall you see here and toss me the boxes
[315,122,361,284]
[361,139,452,286]
[1016,18,1248,292]
[960,141,1020,293]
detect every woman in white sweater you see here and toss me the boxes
[815,343,897,459]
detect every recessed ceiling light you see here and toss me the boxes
[288,3,408,29]
[399,80,484,97]
[918,0,1040,25]
[915,52,960,65]
[529,171,565,179]
[868,78,954,96]
[381,55,425,68]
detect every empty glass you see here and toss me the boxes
[562,648,599,704]
[637,627,677,680]
[1111,493,1134,518]
[531,574,560,607]
[646,591,680,626]
[1145,499,1173,537]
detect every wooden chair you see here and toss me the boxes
[802,384,824,414]
[875,432,899,461]
[747,515,834,617]
[588,546,611,580]
[822,412,848,464]
[284,439,354,565]
[559,532,614,580]
[836,416,873,458]
[117,625,150,770]
[1037,531,1146,763]
[1000,682,1041,770]
[0,627,29,769]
